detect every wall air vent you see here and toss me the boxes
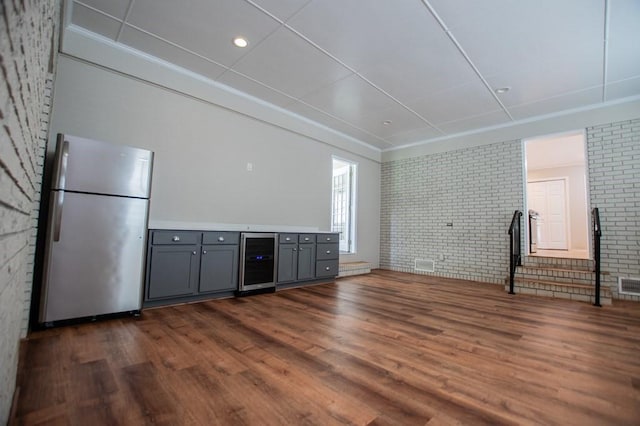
[619,277,640,296]
[414,259,435,273]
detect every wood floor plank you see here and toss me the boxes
[14,270,640,425]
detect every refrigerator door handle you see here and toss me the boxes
[53,191,64,242]
[52,137,69,190]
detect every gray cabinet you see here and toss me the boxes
[277,242,297,283]
[146,230,239,305]
[297,234,316,280]
[316,233,339,278]
[277,233,317,283]
[147,230,339,304]
[199,231,239,293]
[146,231,200,299]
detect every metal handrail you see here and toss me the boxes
[508,210,523,294]
[593,208,602,307]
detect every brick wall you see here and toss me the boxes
[587,118,640,301]
[0,1,58,422]
[380,139,523,284]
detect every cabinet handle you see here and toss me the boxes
[203,250,207,254]
[326,237,331,241]
[192,251,197,255]
[218,236,224,242]
[325,266,330,271]
[172,235,181,242]
[304,237,309,241]
[326,250,331,254]
[285,237,291,241]
[293,248,297,251]
[299,247,303,251]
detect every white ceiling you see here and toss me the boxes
[68,0,640,151]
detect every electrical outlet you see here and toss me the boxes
[246,162,253,172]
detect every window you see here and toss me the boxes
[331,157,356,253]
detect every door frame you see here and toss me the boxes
[522,129,592,258]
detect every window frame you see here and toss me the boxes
[331,156,357,254]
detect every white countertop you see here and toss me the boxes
[149,220,325,233]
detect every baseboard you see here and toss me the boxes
[8,339,28,425]
[8,386,20,425]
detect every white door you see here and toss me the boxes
[528,179,568,250]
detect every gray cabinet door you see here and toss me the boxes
[199,245,239,293]
[278,244,297,282]
[147,245,199,299]
[297,243,316,280]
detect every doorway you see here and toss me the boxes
[524,131,590,259]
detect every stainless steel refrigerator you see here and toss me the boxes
[39,134,154,324]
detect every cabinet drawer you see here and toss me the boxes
[152,231,200,245]
[317,233,339,243]
[316,243,339,260]
[202,231,239,245]
[316,260,338,277]
[298,234,316,243]
[279,233,297,244]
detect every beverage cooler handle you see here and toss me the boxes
[52,191,64,242]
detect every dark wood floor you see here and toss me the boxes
[13,270,640,425]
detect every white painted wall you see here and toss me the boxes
[48,55,380,265]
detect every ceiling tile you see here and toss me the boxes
[286,1,478,103]
[75,0,131,21]
[287,1,445,71]
[605,76,640,101]
[508,87,602,120]
[248,0,312,21]
[71,2,122,40]
[231,27,352,99]
[436,110,511,135]
[127,0,281,67]
[406,81,501,125]
[486,66,601,108]
[429,0,604,87]
[120,25,226,81]
[300,74,397,121]
[606,0,640,82]
[357,41,476,103]
[285,101,391,149]
[217,71,295,108]
[299,74,429,136]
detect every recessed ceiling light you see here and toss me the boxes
[383,120,392,125]
[494,87,510,94]
[233,37,248,48]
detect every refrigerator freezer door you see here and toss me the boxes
[40,192,149,322]
[52,134,153,198]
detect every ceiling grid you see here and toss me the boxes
[67,0,640,151]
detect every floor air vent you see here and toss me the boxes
[415,259,435,273]
[619,277,640,296]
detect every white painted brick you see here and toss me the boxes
[382,117,639,303]
[0,1,58,423]
[587,118,640,301]
[381,139,522,284]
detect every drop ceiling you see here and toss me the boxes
[67,0,640,151]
